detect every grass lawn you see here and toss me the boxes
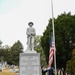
[0,67,47,75]
[0,72,16,75]
[0,67,17,75]
[0,71,47,75]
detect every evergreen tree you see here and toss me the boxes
[11,40,23,65]
[34,35,47,66]
[66,44,75,75]
[41,12,75,68]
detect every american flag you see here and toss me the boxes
[48,37,54,67]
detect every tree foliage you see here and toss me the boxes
[66,44,75,75]
[11,40,23,65]
[0,40,23,65]
[34,35,47,66]
[41,12,75,68]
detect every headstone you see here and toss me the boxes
[0,63,2,71]
[19,52,40,75]
[15,68,19,73]
[0,61,5,71]
[2,63,5,69]
[5,61,7,67]
[9,65,15,72]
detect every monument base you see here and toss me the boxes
[19,51,40,75]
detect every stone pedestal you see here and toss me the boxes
[19,51,40,75]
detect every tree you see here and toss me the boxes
[0,40,23,65]
[3,46,12,64]
[41,12,75,68]
[34,35,47,66]
[0,45,12,64]
[11,40,23,65]
[66,44,75,75]
[0,49,5,61]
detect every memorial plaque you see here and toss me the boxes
[19,53,40,75]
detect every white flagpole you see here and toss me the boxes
[51,0,57,75]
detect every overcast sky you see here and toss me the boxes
[0,0,75,49]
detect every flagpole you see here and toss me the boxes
[51,0,57,75]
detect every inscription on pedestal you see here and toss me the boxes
[19,53,40,75]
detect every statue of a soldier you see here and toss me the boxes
[26,22,36,51]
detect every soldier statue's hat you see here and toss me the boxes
[28,22,34,26]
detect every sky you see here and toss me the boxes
[0,0,75,50]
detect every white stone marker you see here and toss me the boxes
[19,53,40,75]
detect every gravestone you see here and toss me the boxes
[9,65,15,72]
[0,63,2,71]
[5,61,7,67]
[2,63,5,70]
[0,61,7,71]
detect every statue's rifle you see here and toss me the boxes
[30,35,32,51]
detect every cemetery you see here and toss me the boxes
[0,61,19,75]
[0,19,75,75]
[0,15,75,75]
[0,0,75,75]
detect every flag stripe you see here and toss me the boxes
[48,39,54,67]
